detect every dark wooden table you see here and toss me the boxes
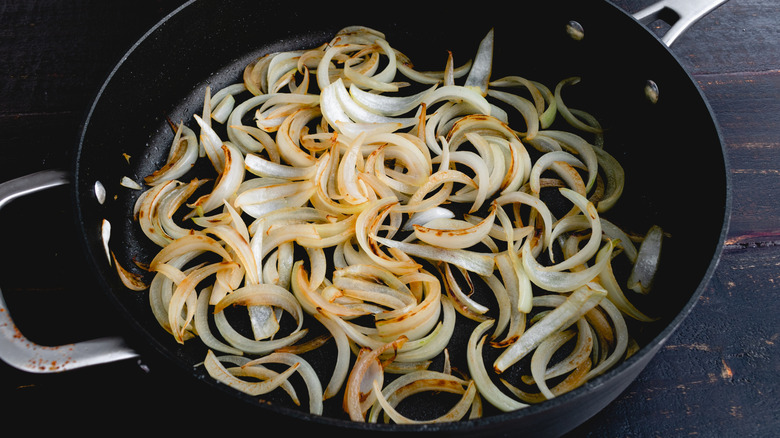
[0,0,777,435]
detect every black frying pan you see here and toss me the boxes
[0,0,730,436]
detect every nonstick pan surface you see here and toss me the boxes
[41,0,730,435]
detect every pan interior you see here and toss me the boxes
[73,0,728,433]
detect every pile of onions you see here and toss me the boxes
[116,25,664,423]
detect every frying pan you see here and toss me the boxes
[0,0,731,435]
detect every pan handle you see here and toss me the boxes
[632,0,728,46]
[0,170,139,373]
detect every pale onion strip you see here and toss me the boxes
[344,337,408,421]
[395,170,469,214]
[241,185,316,219]
[214,354,300,398]
[266,51,304,93]
[149,234,232,271]
[467,319,528,412]
[396,57,472,85]
[211,93,236,125]
[423,85,492,116]
[500,137,532,194]
[463,132,507,200]
[367,369,467,422]
[531,317,594,384]
[137,180,179,247]
[194,113,226,171]
[244,352,324,415]
[317,43,370,92]
[205,224,259,285]
[234,180,315,211]
[332,276,415,308]
[438,150,491,212]
[226,94,275,153]
[157,179,208,240]
[463,28,493,96]
[440,262,490,319]
[349,82,437,116]
[311,151,369,215]
[187,143,245,217]
[213,283,304,331]
[213,308,308,355]
[364,38,398,85]
[494,190,555,253]
[530,80,557,129]
[592,146,625,212]
[413,204,496,249]
[336,132,371,205]
[169,261,239,343]
[371,378,476,424]
[489,75,546,117]
[371,234,495,277]
[502,356,592,404]
[203,350,300,397]
[537,130,598,192]
[394,295,456,363]
[195,286,245,355]
[148,251,203,334]
[245,152,316,180]
[313,312,351,400]
[226,365,300,404]
[273,106,321,166]
[479,272,514,342]
[521,238,614,294]
[337,74,416,125]
[554,77,604,134]
[596,243,656,322]
[210,83,246,120]
[355,197,421,274]
[144,123,199,185]
[246,304,280,341]
[583,298,630,380]
[530,329,576,400]
[487,89,539,140]
[402,207,455,231]
[528,150,584,195]
[374,276,442,342]
[494,203,534,315]
[291,261,369,318]
[493,282,607,373]
[336,263,414,296]
[544,188,602,272]
[627,225,663,294]
[492,252,530,347]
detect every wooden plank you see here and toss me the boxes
[703,71,780,243]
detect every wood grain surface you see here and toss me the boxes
[0,1,777,436]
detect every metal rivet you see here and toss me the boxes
[645,80,660,104]
[566,20,585,41]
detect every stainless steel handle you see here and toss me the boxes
[632,0,728,46]
[0,170,139,373]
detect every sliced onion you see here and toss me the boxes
[203,349,300,397]
[627,225,663,294]
[244,352,324,415]
[493,282,607,373]
[344,337,407,421]
[119,25,669,423]
[413,204,497,249]
[467,319,528,412]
